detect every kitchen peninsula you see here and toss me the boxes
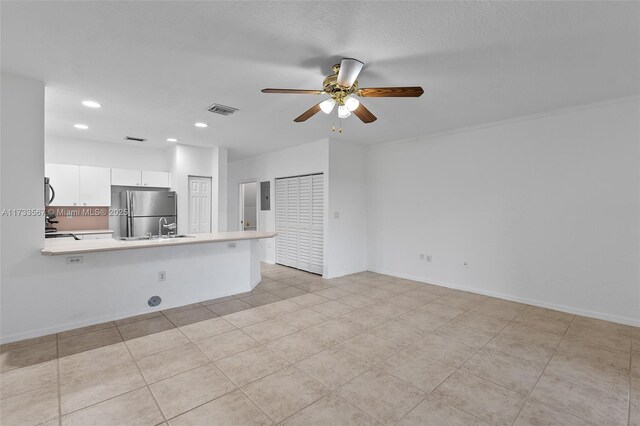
[1,231,276,342]
[42,231,276,255]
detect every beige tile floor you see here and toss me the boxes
[1,263,639,425]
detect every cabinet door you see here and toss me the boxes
[79,166,111,206]
[45,163,79,206]
[141,170,170,188]
[111,168,142,186]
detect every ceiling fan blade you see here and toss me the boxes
[352,103,377,123]
[294,103,322,122]
[336,58,364,88]
[357,87,424,97]
[262,88,323,95]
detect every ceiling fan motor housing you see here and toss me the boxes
[323,66,358,106]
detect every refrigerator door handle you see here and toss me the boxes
[128,192,134,237]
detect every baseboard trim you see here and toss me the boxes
[325,267,368,280]
[0,291,242,344]
[368,267,640,327]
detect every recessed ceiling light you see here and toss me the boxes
[166,138,178,142]
[194,122,208,128]
[81,100,102,108]
[74,124,89,129]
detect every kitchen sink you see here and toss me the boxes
[119,234,195,241]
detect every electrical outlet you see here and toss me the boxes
[66,256,83,265]
[158,271,167,281]
[227,242,237,249]
[463,261,468,268]
[418,253,425,261]
[426,255,432,262]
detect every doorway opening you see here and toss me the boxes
[239,181,258,231]
[188,176,212,233]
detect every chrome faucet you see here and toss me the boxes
[158,217,167,238]
[158,217,176,238]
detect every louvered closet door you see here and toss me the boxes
[274,174,324,275]
[297,176,312,272]
[309,174,324,274]
[275,179,291,267]
[286,177,300,267]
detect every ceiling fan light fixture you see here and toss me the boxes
[319,98,336,114]
[338,105,351,119]
[345,96,360,112]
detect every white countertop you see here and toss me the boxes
[42,231,277,256]
[47,229,114,236]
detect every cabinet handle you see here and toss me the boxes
[136,183,140,186]
[73,202,77,206]
[83,202,86,206]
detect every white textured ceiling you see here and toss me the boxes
[2,1,639,161]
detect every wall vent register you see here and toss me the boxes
[124,136,147,142]
[207,103,238,116]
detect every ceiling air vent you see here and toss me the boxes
[207,103,238,116]
[124,136,146,142]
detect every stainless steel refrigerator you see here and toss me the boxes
[120,190,177,237]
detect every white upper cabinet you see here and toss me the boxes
[141,170,170,187]
[45,163,79,206]
[45,164,111,206]
[79,166,111,206]
[111,168,170,188]
[111,168,142,186]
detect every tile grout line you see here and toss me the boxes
[56,334,62,426]
[114,323,167,424]
[163,316,276,424]
[627,338,633,426]
[392,297,527,425]
[508,312,577,426]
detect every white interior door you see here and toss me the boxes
[188,176,212,233]
[275,174,323,274]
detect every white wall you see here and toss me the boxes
[227,139,329,266]
[1,73,46,340]
[213,146,228,232]
[327,139,368,277]
[45,135,171,171]
[169,144,227,234]
[367,98,640,325]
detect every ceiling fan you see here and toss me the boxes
[262,58,424,124]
